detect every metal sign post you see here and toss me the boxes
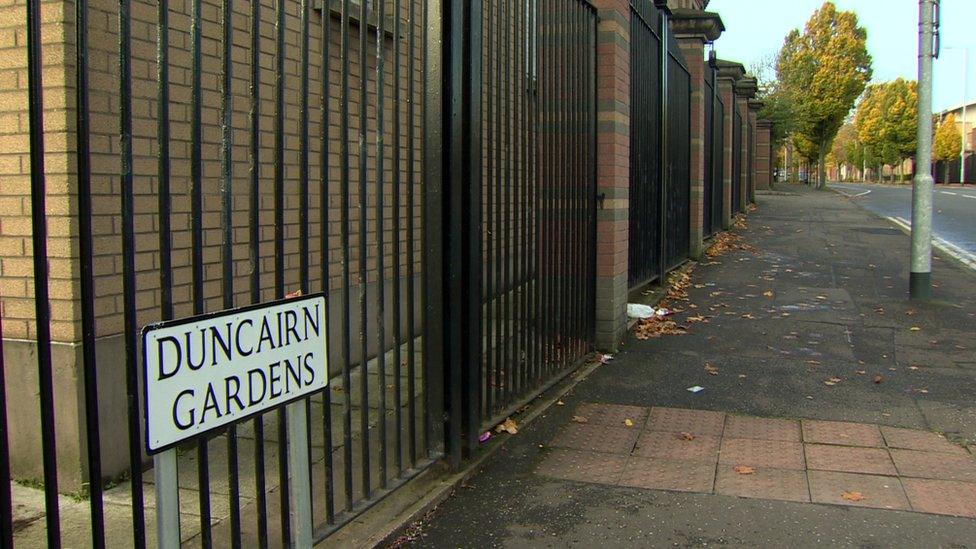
[142,294,327,547]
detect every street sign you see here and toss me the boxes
[142,294,328,453]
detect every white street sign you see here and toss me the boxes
[142,294,328,453]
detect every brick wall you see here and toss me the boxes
[0,0,426,343]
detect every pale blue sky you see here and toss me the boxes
[708,0,976,113]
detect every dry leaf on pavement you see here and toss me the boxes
[910,326,921,332]
[678,432,695,441]
[824,377,842,386]
[571,415,588,424]
[623,419,634,427]
[762,290,774,297]
[733,465,756,475]
[704,362,719,375]
[495,418,519,434]
[873,375,883,384]
[841,491,865,502]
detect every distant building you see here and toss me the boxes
[937,100,976,153]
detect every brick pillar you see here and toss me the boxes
[714,59,744,229]
[592,0,631,351]
[673,9,723,259]
[747,100,762,200]
[755,119,773,191]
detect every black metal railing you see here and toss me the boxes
[627,1,692,289]
[6,0,440,546]
[477,0,598,437]
[711,72,726,233]
[732,103,743,214]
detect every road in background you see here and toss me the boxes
[830,182,976,269]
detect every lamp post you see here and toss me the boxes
[910,0,937,299]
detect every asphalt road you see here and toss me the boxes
[829,181,976,268]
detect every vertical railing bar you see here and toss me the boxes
[272,0,290,543]
[74,0,105,542]
[298,0,314,524]
[375,0,389,490]
[514,0,524,398]
[557,0,568,371]
[517,0,528,396]
[541,0,551,378]
[590,11,598,344]
[318,0,336,524]
[532,0,542,385]
[483,0,493,418]
[188,0,214,543]
[219,0,241,544]
[339,0,356,510]
[25,0,61,543]
[118,0,149,541]
[504,0,514,404]
[357,0,373,500]
[576,4,585,358]
[492,0,504,414]
[391,0,404,478]
[0,323,11,547]
[247,0,268,542]
[569,2,578,360]
[406,0,418,466]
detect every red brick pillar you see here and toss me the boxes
[592,0,631,350]
[755,119,773,191]
[715,59,744,229]
[673,9,723,259]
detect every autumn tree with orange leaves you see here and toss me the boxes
[776,2,873,189]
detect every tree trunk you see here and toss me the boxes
[817,141,827,189]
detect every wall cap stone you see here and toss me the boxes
[671,9,724,42]
[714,58,745,81]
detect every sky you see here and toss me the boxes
[707,0,976,113]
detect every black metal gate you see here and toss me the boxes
[0,0,599,546]
[704,59,724,237]
[732,104,743,214]
[627,1,691,288]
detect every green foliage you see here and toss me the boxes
[854,78,918,173]
[776,2,873,187]
[933,113,962,162]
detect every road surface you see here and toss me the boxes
[829,181,976,269]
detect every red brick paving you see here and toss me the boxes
[804,444,897,476]
[724,415,801,442]
[619,456,716,493]
[801,420,885,447]
[633,431,720,462]
[902,478,976,518]
[714,465,810,502]
[536,404,976,518]
[719,438,806,470]
[646,407,726,437]
[889,449,976,483]
[880,426,968,455]
[807,470,911,511]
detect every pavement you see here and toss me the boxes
[830,181,976,267]
[400,183,976,548]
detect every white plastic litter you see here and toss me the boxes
[686,386,704,393]
[627,303,656,319]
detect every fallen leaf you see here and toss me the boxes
[763,290,774,297]
[842,491,865,502]
[556,400,565,406]
[905,309,916,316]
[495,418,519,434]
[738,374,747,379]
[571,415,588,423]
[873,375,883,384]
[733,465,756,475]
[678,432,695,441]
[704,362,719,375]
[908,365,919,370]
[285,289,303,298]
[623,418,634,427]
[687,315,707,323]
[910,326,921,332]
[824,377,842,386]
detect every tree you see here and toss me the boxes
[831,122,859,179]
[934,113,962,182]
[776,2,873,189]
[854,79,918,181]
[752,55,794,148]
